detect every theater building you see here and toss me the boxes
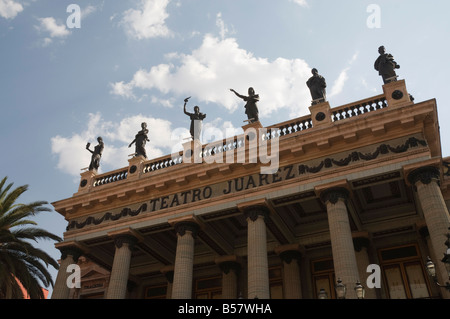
[51,79,450,299]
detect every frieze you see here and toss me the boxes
[67,136,428,231]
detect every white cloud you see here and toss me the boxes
[37,17,70,38]
[0,0,23,19]
[121,0,173,40]
[329,52,359,98]
[81,5,97,19]
[289,0,308,7]
[51,113,180,177]
[111,33,313,119]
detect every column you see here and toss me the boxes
[244,205,270,299]
[353,234,377,299]
[52,246,83,299]
[106,235,137,299]
[408,166,450,298]
[216,256,241,299]
[276,245,303,299]
[160,265,174,299]
[320,187,359,299]
[171,221,199,299]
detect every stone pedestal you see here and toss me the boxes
[382,79,413,108]
[182,139,203,164]
[309,101,331,128]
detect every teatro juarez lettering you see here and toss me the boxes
[148,164,296,213]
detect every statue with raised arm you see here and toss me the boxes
[129,122,150,158]
[183,97,206,141]
[374,46,400,84]
[86,136,104,171]
[230,87,259,123]
[306,68,327,105]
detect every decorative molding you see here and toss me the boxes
[298,137,427,175]
[67,204,147,230]
[66,136,427,230]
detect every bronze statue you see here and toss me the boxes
[306,68,327,104]
[129,122,150,158]
[230,87,259,123]
[374,46,400,84]
[183,97,206,141]
[86,137,104,171]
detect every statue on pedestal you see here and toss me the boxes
[306,68,327,105]
[183,97,206,141]
[230,87,259,123]
[86,137,104,171]
[129,122,150,158]
[374,46,400,84]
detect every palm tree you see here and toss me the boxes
[0,176,62,299]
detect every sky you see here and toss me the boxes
[1,0,450,298]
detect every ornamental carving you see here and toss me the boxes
[279,250,302,264]
[113,235,138,249]
[320,187,349,205]
[174,221,199,238]
[243,205,270,222]
[407,166,440,186]
[59,246,83,262]
[219,261,241,275]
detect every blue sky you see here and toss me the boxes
[1,0,450,297]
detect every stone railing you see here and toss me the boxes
[331,94,388,122]
[83,93,393,191]
[92,168,128,187]
[265,115,313,140]
[143,153,183,174]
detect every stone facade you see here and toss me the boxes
[52,80,450,299]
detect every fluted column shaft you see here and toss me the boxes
[172,222,198,299]
[321,187,359,299]
[245,206,270,299]
[219,261,240,299]
[106,235,137,299]
[409,166,450,298]
[279,251,302,299]
[52,247,82,299]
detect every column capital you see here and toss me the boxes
[407,166,440,186]
[352,233,371,252]
[174,221,200,238]
[113,234,139,249]
[279,250,302,264]
[55,241,88,262]
[218,260,241,275]
[319,187,349,205]
[58,246,84,262]
[243,205,270,222]
[161,266,175,283]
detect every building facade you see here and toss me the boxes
[51,79,450,299]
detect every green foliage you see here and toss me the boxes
[0,177,62,299]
